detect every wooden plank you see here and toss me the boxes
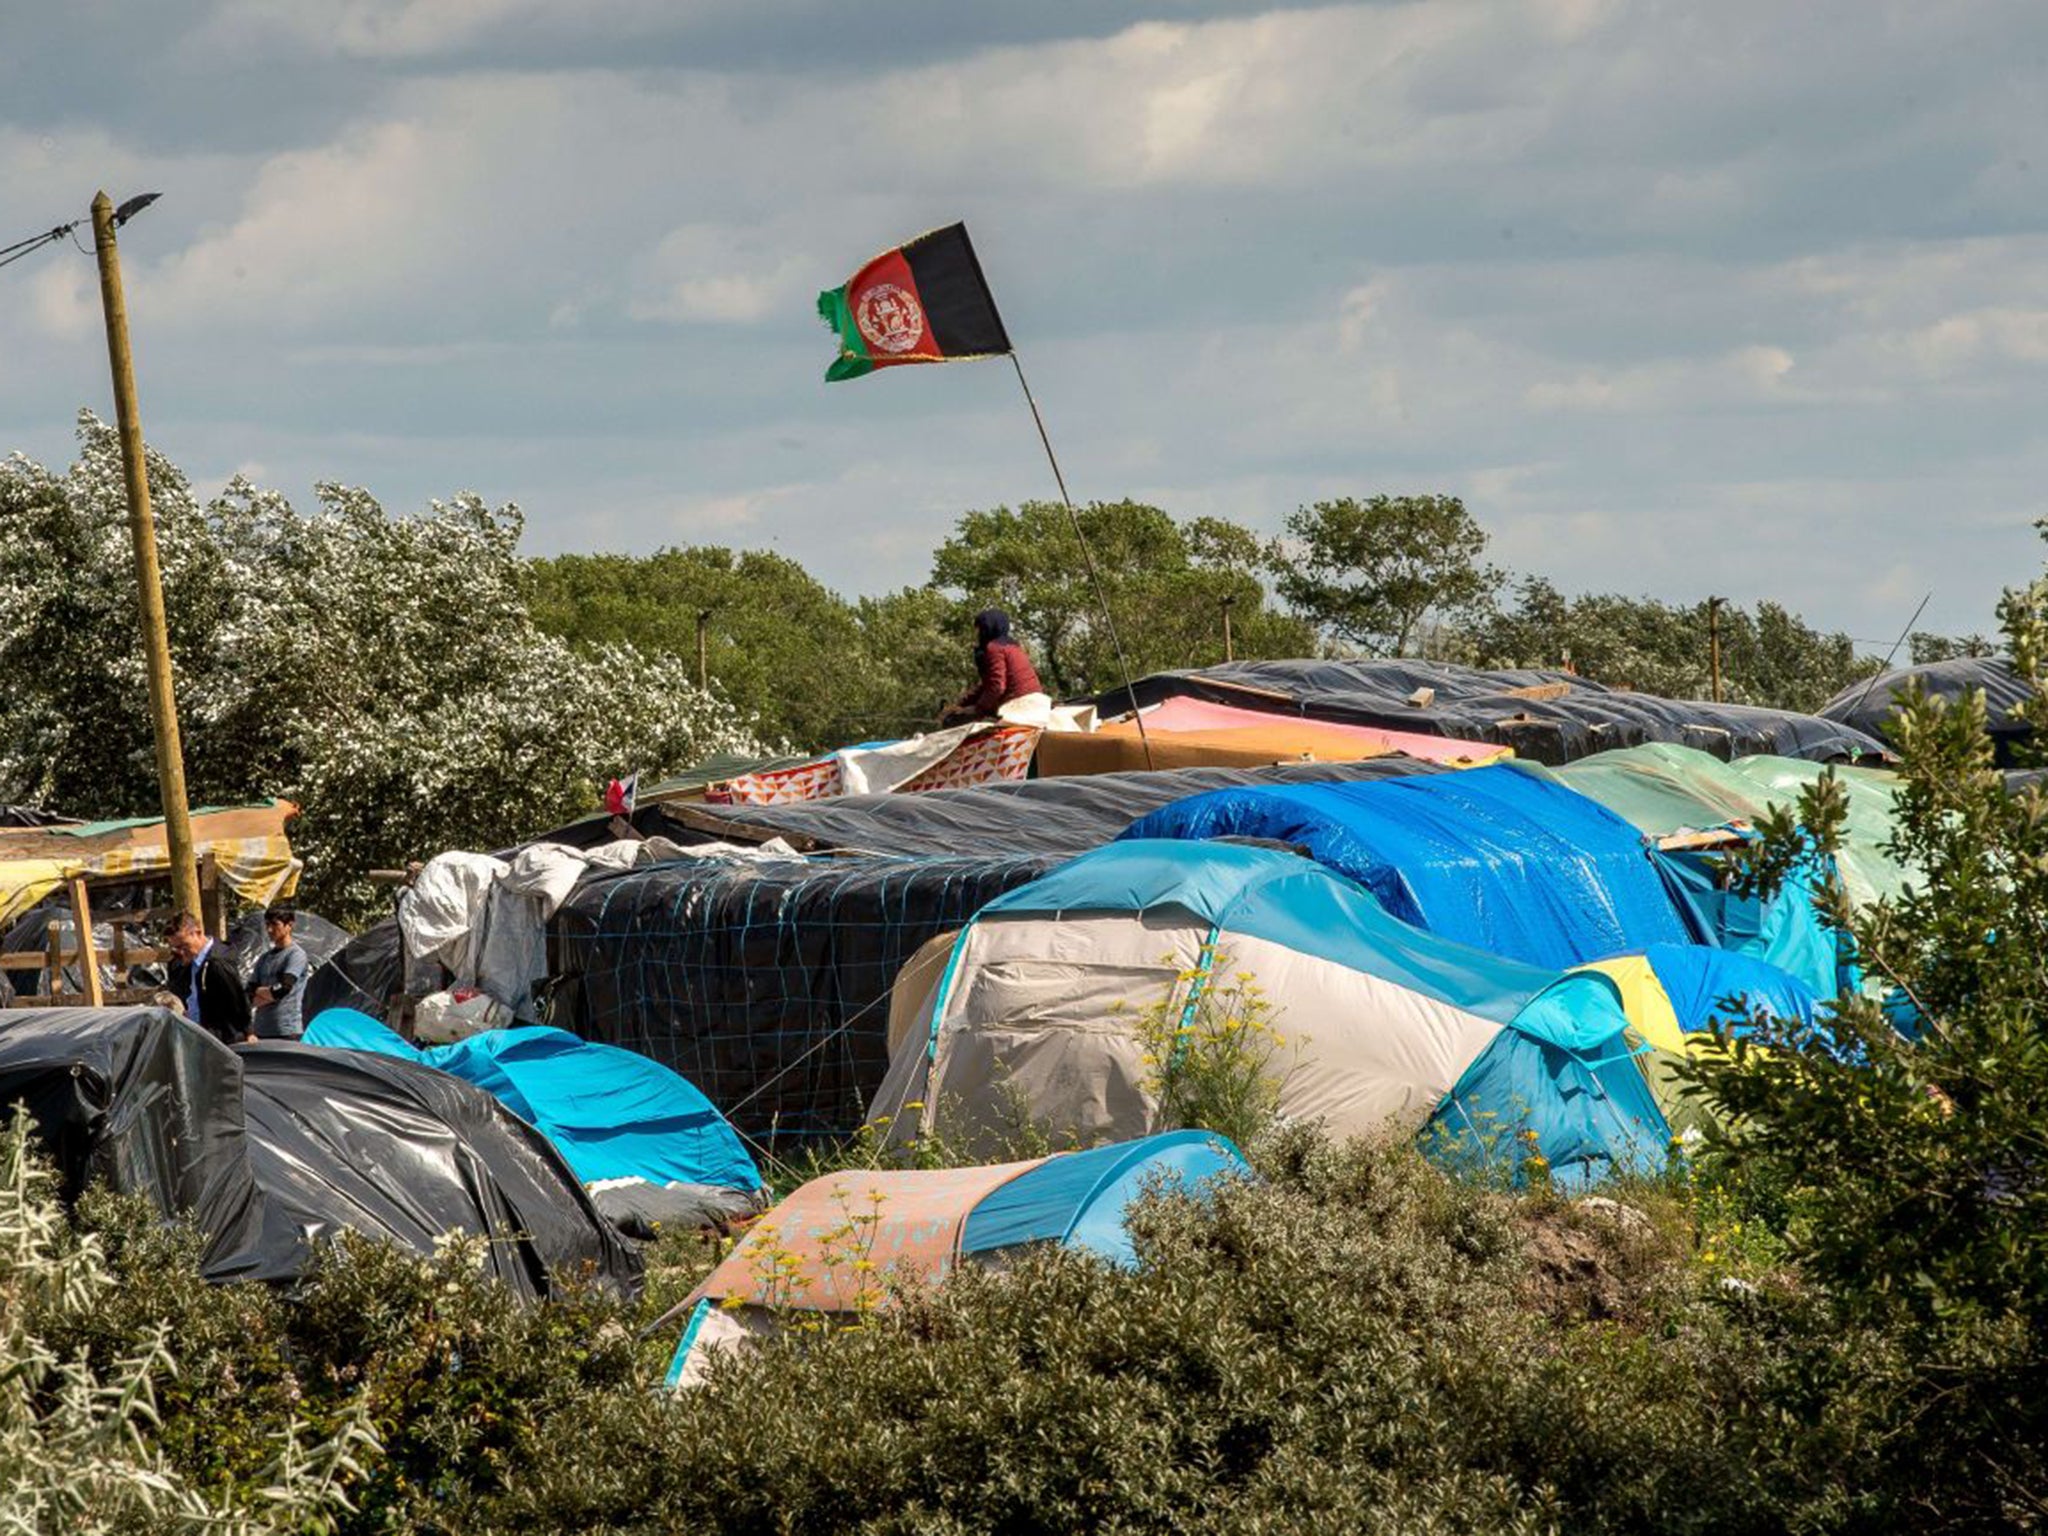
[68,877,104,1007]
[198,852,225,940]
[1,945,171,968]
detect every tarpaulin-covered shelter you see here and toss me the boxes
[0,1005,640,1296]
[0,801,302,929]
[305,1009,762,1224]
[873,841,1667,1185]
[663,1130,1250,1387]
[1120,764,1692,969]
[1821,655,2032,765]
[551,854,1057,1143]
[1100,660,1888,765]
[1540,744,1915,908]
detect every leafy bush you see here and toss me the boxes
[1681,518,2048,1529]
[0,416,766,919]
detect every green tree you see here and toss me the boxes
[1908,630,1997,664]
[930,500,1313,697]
[1472,576,1878,712]
[527,547,879,751]
[1273,494,1501,657]
[0,415,761,920]
[1684,522,2048,1522]
[850,585,968,735]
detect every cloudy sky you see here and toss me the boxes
[2,0,2040,644]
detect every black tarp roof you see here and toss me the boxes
[1093,660,1889,765]
[550,854,1050,1143]
[0,1006,640,1296]
[635,755,1442,858]
[1821,656,2032,764]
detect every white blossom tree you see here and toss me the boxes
[0,413,765,919]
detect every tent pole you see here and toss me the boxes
[1007,353,1154,769]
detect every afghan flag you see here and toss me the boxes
[818,222,1012,382]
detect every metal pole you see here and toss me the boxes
[1707,596,1724,704]
[1007,354,1153,769]
[91,191,201,918]
[696,608,712,691]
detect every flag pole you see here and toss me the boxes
[1007,353,1154,770]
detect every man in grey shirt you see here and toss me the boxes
[249,905,311,1040]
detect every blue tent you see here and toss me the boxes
[1119,764,1692,969]
[875,840,1671,1190]
[305,1010,760,1194]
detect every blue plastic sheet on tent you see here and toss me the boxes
[305,1010,760,1193]
[960,1129,1251,1267]
[1119,764,1692,969]
[1642,942,1819,1034]
[970,841,1674,1186]
[1650,851,1850,1000]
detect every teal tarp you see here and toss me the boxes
[305,1010,760,1193]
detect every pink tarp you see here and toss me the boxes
[1106,697,1507,766]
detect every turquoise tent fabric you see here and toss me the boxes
[1119,764,1692,969]
[1649,852,1848,999]
[305,1010,760,1193]
[1423,1020,1668,1191]
[960,1129,1250,1267]
[982,839,1573,1026]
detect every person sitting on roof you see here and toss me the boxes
[941,607,1043,726]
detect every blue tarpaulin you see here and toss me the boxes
[305,1010,760,1193]
[1119,764,1692,969]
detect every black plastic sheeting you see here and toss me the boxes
[303,916,405,1024]
[0,1006,640,1297]
[1821,656,2032,765]
[1094,660,1889,766]
[237,1044,640,1293]
[0,1007,263,1273]
[641,755,1442,858]
[550,854,1056,1143]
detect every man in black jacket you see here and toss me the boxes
[165,911,253,1047]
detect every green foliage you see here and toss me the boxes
[1680,520,2048,1526]
[528,546,867,751]
[0,1113,374,1533]
[0,416,764,920]
[931,499,1315,695]
[1473,575,1879,712]
[1274,495,1501,657]
[1909,630,1997,665]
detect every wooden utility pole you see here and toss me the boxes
[1221,595,1236,663]
[91,190,201,918]
[1707,596,1725,704]
[696,608,712,690]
